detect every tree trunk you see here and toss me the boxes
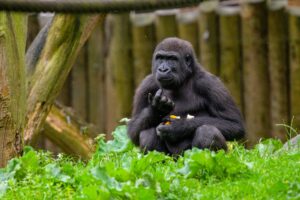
[268,3,289,140]
[241,0,271,147]
[105,14,134,137]
[131,12,156,87]
[177,8,199,57]
[218,5,243,111]
[24,14,103,145]
[289,8,300,130]
[198,0,219,75]
[0,12,27,167]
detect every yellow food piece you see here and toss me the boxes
[164,121,171,125]
[170,115,180,119]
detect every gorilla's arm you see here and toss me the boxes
[127,75,174,146]
[157,74,245,143]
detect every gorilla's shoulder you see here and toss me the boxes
[136,74,159,93]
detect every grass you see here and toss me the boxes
[0,125,299,200]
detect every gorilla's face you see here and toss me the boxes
[153,50,193,90]
[152,38,195,90]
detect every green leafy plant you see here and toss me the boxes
[0,125,299,199]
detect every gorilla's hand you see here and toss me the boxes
[148,89,174,116]
[156,119,187,143]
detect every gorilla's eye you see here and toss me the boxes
[185,54,192,66]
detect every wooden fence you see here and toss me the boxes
[29,1,300,147]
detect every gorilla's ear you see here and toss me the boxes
[184,54,193,68]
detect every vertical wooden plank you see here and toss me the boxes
[155,9,178,42]
[218,5,243,111]
[198,0,219,75]
[241,0,271,146]
[71,45,88,120]
[87,16,106,135]
[289,8,300,130]
[105,14,134,136]
[268,2,289,140]
[130,12,156,88]
[177,8,199,57]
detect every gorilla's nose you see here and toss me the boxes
[158,67,170,74]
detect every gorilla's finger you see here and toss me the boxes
[166,99,174,107]
[155,89,163,98]
[160,96,167,104]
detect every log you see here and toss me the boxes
[268,2,289,141]
[155,9,178,42]
[289,8,300,130]
[105,14,134,136]
[24,14,104,145]
[177,8,199,57]
[241,0,270,146]
[0,12,27,167]
[87,15,107,132]
[198,0,219,75]
[217,5,242,110]
[131,12,156,87]
[43,102,96,160]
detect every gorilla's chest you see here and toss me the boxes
[164,90,206,117]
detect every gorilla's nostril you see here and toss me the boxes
[158,67,170,73]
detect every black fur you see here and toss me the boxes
[127,37,245,155]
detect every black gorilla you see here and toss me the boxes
[127,37,245,155]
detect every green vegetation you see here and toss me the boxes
[0,125,299,199]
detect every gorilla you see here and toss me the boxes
[127,37,245,155]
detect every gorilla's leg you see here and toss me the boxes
[139,128,168,153]
[192,125,228,151]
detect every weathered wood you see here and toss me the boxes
[218,5,242,110]
[198,0,219,75]
[24,14,103,144]
[43,103,95,160]
[131,12,156,87]
[0,12,27,167]
[241,0,271,146]
[155,9,178,42]
[71,45,88,120]
[87,15,107,133]
[177,8,199,57]
[105,14,134,136]
[289,8,300,130]
[268,3,289,141]
[26,14,39,50]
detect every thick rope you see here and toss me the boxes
[0,0,202,13]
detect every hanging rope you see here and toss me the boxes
[0,0,202,13]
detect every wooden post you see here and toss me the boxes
[87,15,107,133]
[177,8,199,57]
[155,9,178,42]
[268,2,289,140]
[241,0,271,146]
[289,7,300,130]
[218,5,242,110]
[105,14,134,136]
[0,12,27,167]
[198,0,219,75]
[131,12,156,87]
[71,46,88,120]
